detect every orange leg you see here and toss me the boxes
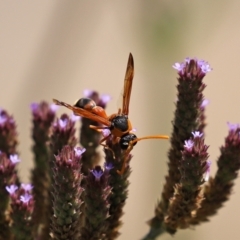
[97,134,116,159]
[90,125,109,131]
[116,144,134,175]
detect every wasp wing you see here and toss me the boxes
[121,53,134,116]
[53,99,111,127]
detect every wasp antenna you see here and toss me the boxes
[132,135,169,145]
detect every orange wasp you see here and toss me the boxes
[53,53,168,174]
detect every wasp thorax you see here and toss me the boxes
[111,116,129,132]
[74,98,96,110]
[119,133,137,150]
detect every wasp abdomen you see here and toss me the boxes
[74,98,96,110]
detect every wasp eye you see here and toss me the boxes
[120,140,129,150]
[119,133,137,150]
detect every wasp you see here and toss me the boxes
[53,53,169,174]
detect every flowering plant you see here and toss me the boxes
[0,57,240,240]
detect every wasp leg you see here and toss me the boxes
[116,144,134,175]
[90,125,109,131]
[99,135,116,159]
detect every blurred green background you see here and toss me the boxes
[0,1,239,239]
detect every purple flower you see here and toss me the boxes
[21,183,33,191]
[173,58,212,74]
[102,129,111,138]
[59,119,68,129]
[172,62,184,72]
[227,122,239,131]
[6,185,18,195]
[201,99,209,108]
[184,140,194,149]
[0,115,7,125]
[204,160,211,181]
[83,89,111,107]
[197,60,212,73]
[100,94,111,104]
[192,131,203,138]
[50,104,59,113]
[71,113,81,122]
[9,154,21,164]
[91,169,103,181]
[74,147,86,157]
[20,193,32,204]
[83,89,93,97]
[104,162,114,171]
[30,103,39,113]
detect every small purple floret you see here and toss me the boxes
[91,169,103,181]
[59,119,68,129]
[204,160,211,181]
[105,162,114,171]
[100,94,111,104]
[172,62,184,71]
[74,147,86,157]
[102,129,111,138]
[6,185,18,195]
[30,103,39,112]
[10,154,21,164]
[184,140,194,149]
[227,122,239,131]
[173,58,212,74]
[20,193,32,203]
[50,104,59,113]
[192,131,203,138]
[83,89,93,97]
[201,99,209,108]
[0,115,7,125]
[197,60,212,73]
[21,183,33,191]
[71,113,81,122]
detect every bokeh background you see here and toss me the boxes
[1,1,240,239]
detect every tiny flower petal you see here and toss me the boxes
[198,60,212,73]
[204,160,211,181]
[59,119,68,129]
[201,99,209,108]
[20,193,32,203]
[30,103,39,112]
[91,169,103,181]
[173,58,212,75]
[104,162,114,171]
[102,129,111,137]
[192,131,203,138]
[227,122,239,131]
[21,183,33,191]
[184,140,194,149]
[6,185,18,195]
[83,89,93,97]
[74,147,86,157]
[71,113,81,122]
[10,154,21,164]
[50,104,59,113]
[0,115,7,125]
[100,94,111,104]
[172,62,183,71]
